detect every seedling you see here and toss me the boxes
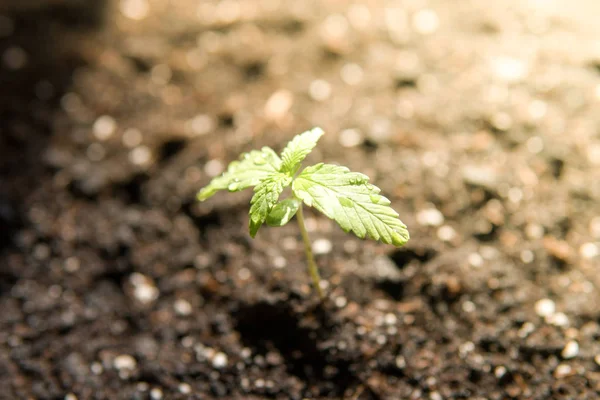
[197,128,409,298]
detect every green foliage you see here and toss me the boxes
[293,163,409,246]
[197,128,409,245]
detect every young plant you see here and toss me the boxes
[197,128,409,298]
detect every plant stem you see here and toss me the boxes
[296,203,324,299]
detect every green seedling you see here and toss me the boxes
[197,128,409,298]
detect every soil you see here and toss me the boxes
[2,1,600,399]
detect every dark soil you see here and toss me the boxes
[2,1,600,399]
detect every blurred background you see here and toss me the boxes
[1,0,600,399]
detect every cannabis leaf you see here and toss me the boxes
[248,174,291,237]
[197,147,281,201]
[266,198,300,227]
[280,127,324,175]
[292,163,409,246]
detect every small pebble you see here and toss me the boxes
[547,312,569,327]
[204,159,224,177]
[212,352,228,369]
[468,252,484,268]
[579,243,599,259]
[120,0,150,20]
[520,250,535,263]
[129,146,152,166]
[174,299,193,316]
[535,298,555,318]
[437,225,456,241]
[189,114,215,136]
[412,9,439,35]
[129,273,159,304]
[93,116,117,141]
[313,238,333,255]
[149,388,163,400]
[65,394,78,400]
[340,63,364,85]
[309,79,332,102]
[114,354,137,371]
[494,365,507,378]
[122,128,143,148]
[594,354,600,366]
[525,136,544,154]
[178,383,192,394]
[491,56,528,83]
[416,208,444,226]
[561,340,579,359]
[338,128,363,148]
[264,90,293,120]
[554,363,573,378]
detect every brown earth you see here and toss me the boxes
[1,0,600,399]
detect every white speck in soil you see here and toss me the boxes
[588,144,600,165]
[547,312,569,327]
[490,112,513,131]
[129,146,152,166]
[494,365,507,378]
[174,299,193,316]
[65,394,78,400]
[272,256,287,269]
[129,273,159,304]
[120,0,149,20]
[412,9,439,35]
[579,242,599,259]
[114,354,137,371]
[122,128,143,147]
[526,136,544,154]
[384,313,397,325]
[554,363,573,379]
[188,114,215,136]
[562,340,579,359]
[93,115,117,141]
[462,301,476,313]
[340,63,364,85]
[528,99,547,120]
[90,362,103,375]
[525,223,544,239]
[309,79,332,102]
[149,387,163,400]
[437,225,456,242]
[212,352,228,369]
[518,322,535,338]
[347,4,371,30]
[468,252,484,268]
[237,267,251,281]
[313,238,332,255]
[334,296,347,308]
[535,298,556,318]
[178,383,192,394]
[204,159,224,177]
[264,90,293,121]
[507,187,523,203]
[491,56,528,83]
[520,250,535,263]
[416,207,444,227]
[338,128,363,148]
[2,46,27,70]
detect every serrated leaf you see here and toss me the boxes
[292,163,409,246]
[280,127,324,175]
[266,198,300,227]
[197,147,281,201]
[249,174,291,237]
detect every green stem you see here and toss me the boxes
[296,203,324,299]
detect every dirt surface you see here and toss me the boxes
[2,0,600,399]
